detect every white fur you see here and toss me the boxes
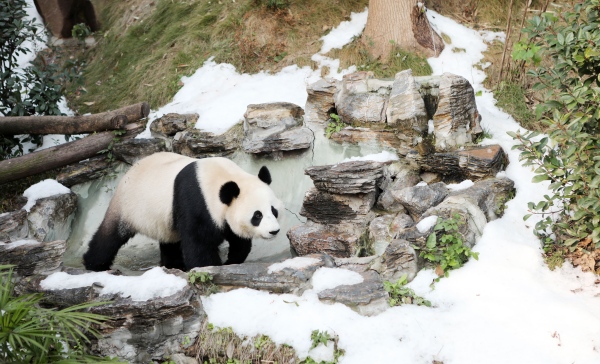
[108,152,282,242]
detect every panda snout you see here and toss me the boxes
[269,229,280,236]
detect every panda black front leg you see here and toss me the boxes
[223,223,252,265]
[83,213,134,271]
[159,241,186,270]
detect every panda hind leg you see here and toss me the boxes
[159,241,186,271]
[83,217,134,271]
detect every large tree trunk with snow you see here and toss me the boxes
[363,0,444,60]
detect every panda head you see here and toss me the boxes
[219,166,283,240]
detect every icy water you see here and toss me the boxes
[62,123,392,274]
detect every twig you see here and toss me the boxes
[498,0,516,83]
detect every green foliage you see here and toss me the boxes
[0,265,122,363]
[254,0,290,10]
[0,0,77,159]
[383,274,431,307]
[508,0,600,251]
[189,271,220,295]
[309,330,331,350]
[494,81,535,128]
[300,330,344,364]
[325,113,345,138]
[72,23,92,41]
[420,214,479,278]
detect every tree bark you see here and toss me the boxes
[0,102,150,135]
[0,123,144,184]
[362,0,444,60]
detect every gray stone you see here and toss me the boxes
[376,161,420,212]
[305,78,337,122]
[420,172,441,184]
[335,72,388,124]
[432,73,482,150]
[150,113,199,137]
[329,127,409,155]
[242,102,313,153]
[449,177,515,221]
[317,271,388,316]
[422,196,488,249]
[57,156,112,187]
[287,220,371,258]
[371,239,420,283]
[369,215,395,256]
[332,256,378,273]
[27,192,77,242]
[300,188,377,224]
[305,160,385,194]
[170,354,199,364]
[386,70,428,140]
[416,144,508,182]
[0,209,28,243]
[173,125,242,158]
[0,240,66,276]
[191,255,334,295]
[390,213,415,236]
[392,182,449,218]
[113,138,167,165]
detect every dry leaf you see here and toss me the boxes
[435,265,444,277]
[579,236,593,248]
[83,101,95,106]
[226,340,234,358]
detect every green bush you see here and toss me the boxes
[0,0,76,159]
[0,265,122,363]
[509,0,600,250]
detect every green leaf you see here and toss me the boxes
[532,174,549,183]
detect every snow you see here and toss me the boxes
[318,9,369,54]
[416,215,438,233]
[1,239,38,250]
[199,8,600,364]
[268,257,321,273]
[40,267,187,301]
[310,267,364,293]
[446,179,475,191]
[341,150,399,163]
[22,179,71,212]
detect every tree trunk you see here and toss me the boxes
[0,102,150,135]
[362,0,444,60]
[0,123,144,184]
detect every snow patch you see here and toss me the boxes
[311,267,364,293]
[1,239,39,250]
[417,216,438,233]
[446,180,474,191]
[342,150,399,163]
[22,179,71,212]
[268,257,321,274]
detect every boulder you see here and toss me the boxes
[300,188,377,224]
[371,239,420,283]
[0,209,28,243]
[334,72,390,124]
[173,125,242,158]
[432,73,482,149]
[391,182,448,218]
[305,161,385,194]
[242,102,314,153]
[416,144,508,182]
[305,78,337,122]
[376,161,420,212]
[317,271,388,316]
[113,138,167,165]
[386,70,428,140]
[0,240,66,276]
[27,192,78,242]
[287,220,371,258]
[449,177,515,221]
[150,113,199,137]
[329,127,408,154]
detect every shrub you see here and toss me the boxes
[509,0,600,252]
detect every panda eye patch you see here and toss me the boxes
[271,206,278,218]
[251,210,263,226]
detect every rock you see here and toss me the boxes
[420,172,441,184]
[27,192,77,242]
[113,138,167,165]
[173,125,242,157]
[0,210,28,243]
[317,271,388,316]
[287,220,371,258]
[371,239,420,283]
[170,353,199,364]
[329,127,408,155]
[449,177,515,221]
[390,213,415,236]
[332,256,378,273]
[57,156,112,187]
[0,240,66,276]
[242,102,314,153]
[334,71,389,124]
[300,188,377,224]
[305,161,385,194]
[422,196,488,249]
[386,70,428,140]
[191,254,334,294]
[34,0,99,38]
[369,215,395,256]
[432,73,482,149]
[150,113,199,137]
[376,161,420,212]
[391,182,448,218]
[305,78,337,122]
[416,144,508,182]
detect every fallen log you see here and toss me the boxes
[0,123,144,184]
[0,102,150,135]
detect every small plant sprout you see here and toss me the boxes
[188,271,219,295]
[383,274,432,307]
[326,113,345,138]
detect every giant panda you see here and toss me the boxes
[83,152,283,272]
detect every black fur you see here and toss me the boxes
[159,241,185,270]
[223,222,252,265]
[83,215,134,271]
[258,166,271,185]
[219,181,240,206]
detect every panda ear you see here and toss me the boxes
[219,181,240,206]
[258,166,272,185]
